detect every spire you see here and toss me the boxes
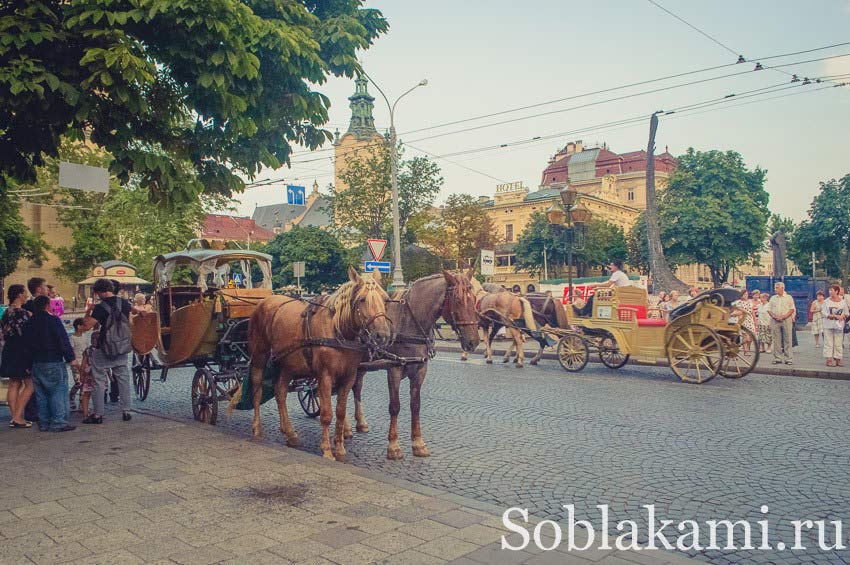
[346,75,378,140]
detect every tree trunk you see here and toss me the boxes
[644,114,689,293]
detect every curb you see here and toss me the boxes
[435,343,850,381]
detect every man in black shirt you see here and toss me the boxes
[22,277,49,422]
[79,278,140,423]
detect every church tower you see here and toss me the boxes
[334,74,385,192]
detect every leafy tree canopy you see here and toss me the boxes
[626,213,682,276]
[791,175,850,282]
[264,225,350,292]
[0,191,47,291]
[0,1,387,204]
[659,148,770,287]
[326,143,442,242]
[417,193,500,270]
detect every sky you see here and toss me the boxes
[234,0,850,222]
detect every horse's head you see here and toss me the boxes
[442,269,480,353]
[338,267,392,345]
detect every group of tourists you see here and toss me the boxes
[1,277,142,432]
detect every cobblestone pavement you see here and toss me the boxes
[133,355,850,564]
[0,410,693,564]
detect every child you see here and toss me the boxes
[76,330,98,418]
[68,318,89,410]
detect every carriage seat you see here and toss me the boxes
[618,304,667,327]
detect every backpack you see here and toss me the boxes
[100,298,132,358]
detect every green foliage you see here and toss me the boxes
[263,225,349,292]
[0,1,387,205]
[515,212,627,278]
[401,244,447,283]
[659,148,770,287]
[791,175,850,282]
[327,144,442,242]
[0,185,47,285]
[418,193,500,269]
[626,213,681,276]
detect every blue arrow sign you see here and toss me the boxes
[232,273,244,286]
[365,261,392,273]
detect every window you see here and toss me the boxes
[505,224,514,242]
[627,190,635,201]
[496,255,510,267]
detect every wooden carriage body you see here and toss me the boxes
[130,242,273,367]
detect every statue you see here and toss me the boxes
[770,230,787,278]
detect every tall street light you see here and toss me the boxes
[362,71,428,289]
[546,186,592,302]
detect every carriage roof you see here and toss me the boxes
[152,244,273,290]
[153,248,272,266]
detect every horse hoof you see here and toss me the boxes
[486,359,493,365]
[502,358,509,364]
[530,360,538,366]
[343,430,353,440]
[322,451,335,460]
[516,363,524,368]
[285,436,300,448]
[333,449,346,462]
[412,445,430,457]
[356,423,370,433]
[387,447,404,460]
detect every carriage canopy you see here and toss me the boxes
[152,244,273,291]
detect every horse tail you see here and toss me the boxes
[518,297,537,331]
[229,300,268,414]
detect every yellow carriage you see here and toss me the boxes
[555,286,758,383]
[130,240,274,422]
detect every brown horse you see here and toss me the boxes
[348,270,480,460]
[245,267,390,460]
[462,279,537,367]
[504,292,569,365]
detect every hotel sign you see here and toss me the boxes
[495,181,526,194]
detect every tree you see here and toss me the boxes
[514,212,626,278]
[790,175,850,283]
[659,148,770,288]
[418,194,500,269]
[263,226,350,292]
[0,1,387,204]
[326,144,442,242]
[644,114,688,292]
[626,213,682,276]
[0,190,47,303]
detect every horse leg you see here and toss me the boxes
[530,339,546,366]
[250,363,265,439]
[317,373,335,460]
[512,328,525,368]
[333,372,357,461]
[409,364,430,457]
[460,350,468,361]
[353,370,369,433]
[273,376,298,447]
[503,328,514,363]
[386,367,403,460]
[483,322,495,364]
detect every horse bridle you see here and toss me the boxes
[442,281,479,333]
[351,286,395,346]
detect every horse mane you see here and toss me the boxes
[327,278,388,337]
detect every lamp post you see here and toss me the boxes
[546,186,592,303]
[361,71,428,289]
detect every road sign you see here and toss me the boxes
[232,273,244,287]
[367,239,388,261]
[292,262,305,278]
[365,261,392,274]
[480,250,495,276]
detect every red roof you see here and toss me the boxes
[540,145,676,186]
[202,214,275,243]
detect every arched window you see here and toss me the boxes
[526,284,536,293]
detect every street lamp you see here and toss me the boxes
[361,71,428,289]
[546,186,591,303]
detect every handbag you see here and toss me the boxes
[844,319,850,334]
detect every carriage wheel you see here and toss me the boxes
[719,327,759,379]
[132,353,151,401]
[666,324,724,384]
[297,378,321,418]
[598,335,630,369]
[191,368,218,425]
[557,334,589,372]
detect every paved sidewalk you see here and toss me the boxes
[0,408,694,565]
[436,330,850,380]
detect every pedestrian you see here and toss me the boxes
[757,293,772,354]
[77,332,98,418]
[656,291,669,308]
[809,291,825,347]
[133,293,152,313]
[78,278,140,423]
[821,285,846,367]
[21,295,76,432]
[768,282,796,365]
[47,285,65,317]
[662,290,682,321]
[22,277,50,423]
[688,287,699,300]
[68,318,89,411]
[749,290,761,342]
[1,284,34,428]
[733,289,756,354]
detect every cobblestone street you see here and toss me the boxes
[137,356,850,564]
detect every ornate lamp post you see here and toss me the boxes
[361,71,428,289]
[546,186,592,303]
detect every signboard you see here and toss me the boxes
[286,185,305,205]
[59,162,109,193]
[562,284,599,304]
[495,181,526,194]
[232,273,244,287]
[367,239,388,261]
[293,261,305,278]
[365,261,391,274]
[480,250,495,276]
